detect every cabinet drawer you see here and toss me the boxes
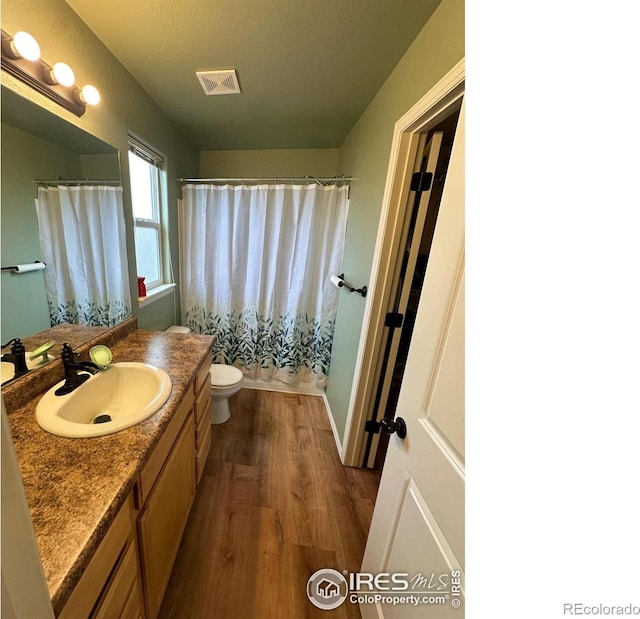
[138,414,195,619]
[194,354,212,396]
[195,383,211,434]
[196,401,211,449]
[139,387,194,503]
[93,540,141,619]
[196,418,211,484]
[59,494,135,619]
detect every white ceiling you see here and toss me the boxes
[65,0,442,151]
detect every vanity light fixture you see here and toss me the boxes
[50,62,76,87]
[3,30,41,61]
[76,84,100,106]
[1,29,100,117]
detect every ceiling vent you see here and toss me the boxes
[196,70,241,96]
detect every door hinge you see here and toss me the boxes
[410,171,433,192]
[365,419,381,434]
[385,312,404,329]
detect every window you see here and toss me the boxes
[128,138,164,291]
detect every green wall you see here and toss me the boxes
[326,0,465,442]
[0,124,83,340]
[200,148,339,177]
[79,153,122,180]
[1,0,199,333]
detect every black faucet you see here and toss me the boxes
[1,338,29,379]
[55,343,99,396]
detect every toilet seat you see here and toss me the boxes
[210,364,243,387]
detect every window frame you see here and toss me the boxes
[128,137,165,292]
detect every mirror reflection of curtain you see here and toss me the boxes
[36,185,132,327]
[179,183,349,386]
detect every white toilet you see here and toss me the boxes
[208,364,243,424]
[165,325,243,424]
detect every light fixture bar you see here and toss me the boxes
[1,29,86,116]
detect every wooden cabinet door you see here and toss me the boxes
[138,414,195,619]
[93,539,144,619]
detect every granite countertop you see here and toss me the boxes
[20,323,112,356]
[5,328,214,615]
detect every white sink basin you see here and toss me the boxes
[36,362,172,438]
[1,361,16,384]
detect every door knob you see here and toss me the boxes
[379,417,407,439]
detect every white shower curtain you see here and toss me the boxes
[180,183,349,385]
[36,185,132,327]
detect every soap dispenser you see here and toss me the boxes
[137,276,147,298]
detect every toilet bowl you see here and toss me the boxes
[209,364,243,424]
[164,325,243,424]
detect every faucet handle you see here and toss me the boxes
[61,343,80,363]
[1,338,25,354]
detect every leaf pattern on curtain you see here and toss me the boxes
[185,306,335,385]
[48,299,131,327]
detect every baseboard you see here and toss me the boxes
[322,392,345,462]
[241,377,324,396]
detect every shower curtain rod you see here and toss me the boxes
[34,179,122,187]
[178,176,352,186]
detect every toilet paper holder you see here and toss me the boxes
[331,273,367,298]
[1,260,46,274]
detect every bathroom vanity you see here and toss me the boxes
[4,319,213,618]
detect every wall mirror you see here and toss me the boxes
[1,85,123,384]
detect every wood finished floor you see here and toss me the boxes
[159,388,381,619]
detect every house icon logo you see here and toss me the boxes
[318,578,340,598]
[307,568,348,610]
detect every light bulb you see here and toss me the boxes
[80,84,100,106]
[12,31,40,61]
[52,62,75,87]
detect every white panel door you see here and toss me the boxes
[360,101,465,619]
